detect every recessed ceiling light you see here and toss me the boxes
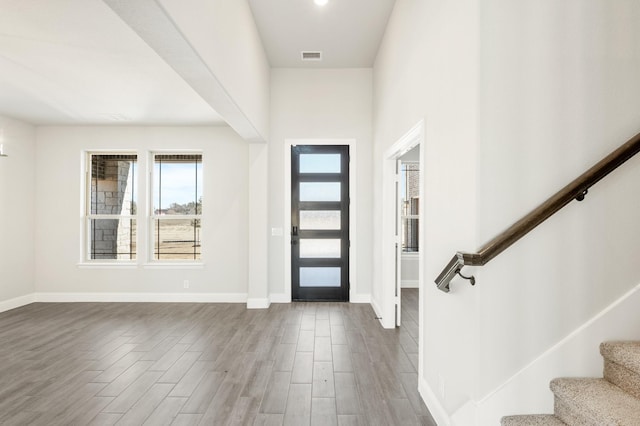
[314,0,329,6]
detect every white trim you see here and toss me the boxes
[349,293,371,304]
[80,150,87,262]
[77,262,138,269]
[77,262,207,270]
[0,293,36,313]
[89,214,138,220]
[142,263,205,270]
[451,400,479,426]
[417,119,426,383]
[247,298,270,309]
[284,139,358,302]
[148,149,205,154]
[269,293,290,303]
[35,292,248,303]
[380,119,427,413]
[479,281,640,405]
[419,376,451,426]
[401,280,419,288]
[379,119,425,329]
[401,251,420,258]
[383,120,425,159]
[150,214,202,220]
[371,297,384,325]
[467,282,640,425]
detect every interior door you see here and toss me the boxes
[291,145,349,301]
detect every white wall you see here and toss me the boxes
[401,253,419,288]
[158,0,270,142]
[373,0,480,419]
[374,0,640,424]
[247,142,269,307]
[0,116,36,308]
[475,0,640,422]
[476,284,640,424]
[34,126,250,299]
[268,68,373,301]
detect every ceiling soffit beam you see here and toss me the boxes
[102,0,264,143]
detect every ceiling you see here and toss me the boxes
[248,0,396,68]
[0,0,396,126]
[0,0,223,125]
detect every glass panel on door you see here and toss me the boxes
[300,239,341,258]
[300,267,341,287]
[299,182,341,202]
[299,210,341,230]
[300,154,341,173]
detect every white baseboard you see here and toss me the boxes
[350,293,371,304]
[269,293,290,303]
[34,292,248,303]
[0,293,36,313]
[451,400,478,426]
[247,297,270,309]
[371,297,383,318]
[267,293,371,304]
[419,376,451,426]
[475,282,640,425]
[402,280,419,288]
[370,296,392,328]
[2,290,373,310]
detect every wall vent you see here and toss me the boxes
[301,51,322,61]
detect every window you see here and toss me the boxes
[86,153,137,261]
[152,154,202,261]
[400,162,419,252]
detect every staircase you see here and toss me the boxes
[502,341,640,425]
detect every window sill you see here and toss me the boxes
[77,262,138,270]
[76,262,205,270]
[142,263,205,270]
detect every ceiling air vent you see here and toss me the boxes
[301,51,322,61]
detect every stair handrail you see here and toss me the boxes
[435,131,640,292]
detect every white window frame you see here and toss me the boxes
[81,151,139,265]
[148,151,204,265]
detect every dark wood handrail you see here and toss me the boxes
[435,131,640,292]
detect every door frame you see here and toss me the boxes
[381,120,425,330]
[284,139,357,303]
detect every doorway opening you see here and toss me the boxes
[381,120,424,338]
[283,139,356,304]
[397,148,420,325]
[291,145,350,301]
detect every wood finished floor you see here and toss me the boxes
[0,289,435,425]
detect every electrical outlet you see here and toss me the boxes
[183,280,189,289]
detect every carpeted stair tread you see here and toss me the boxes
[501,414,566,425]
[600,341,640,375]
[550,377,640,425]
